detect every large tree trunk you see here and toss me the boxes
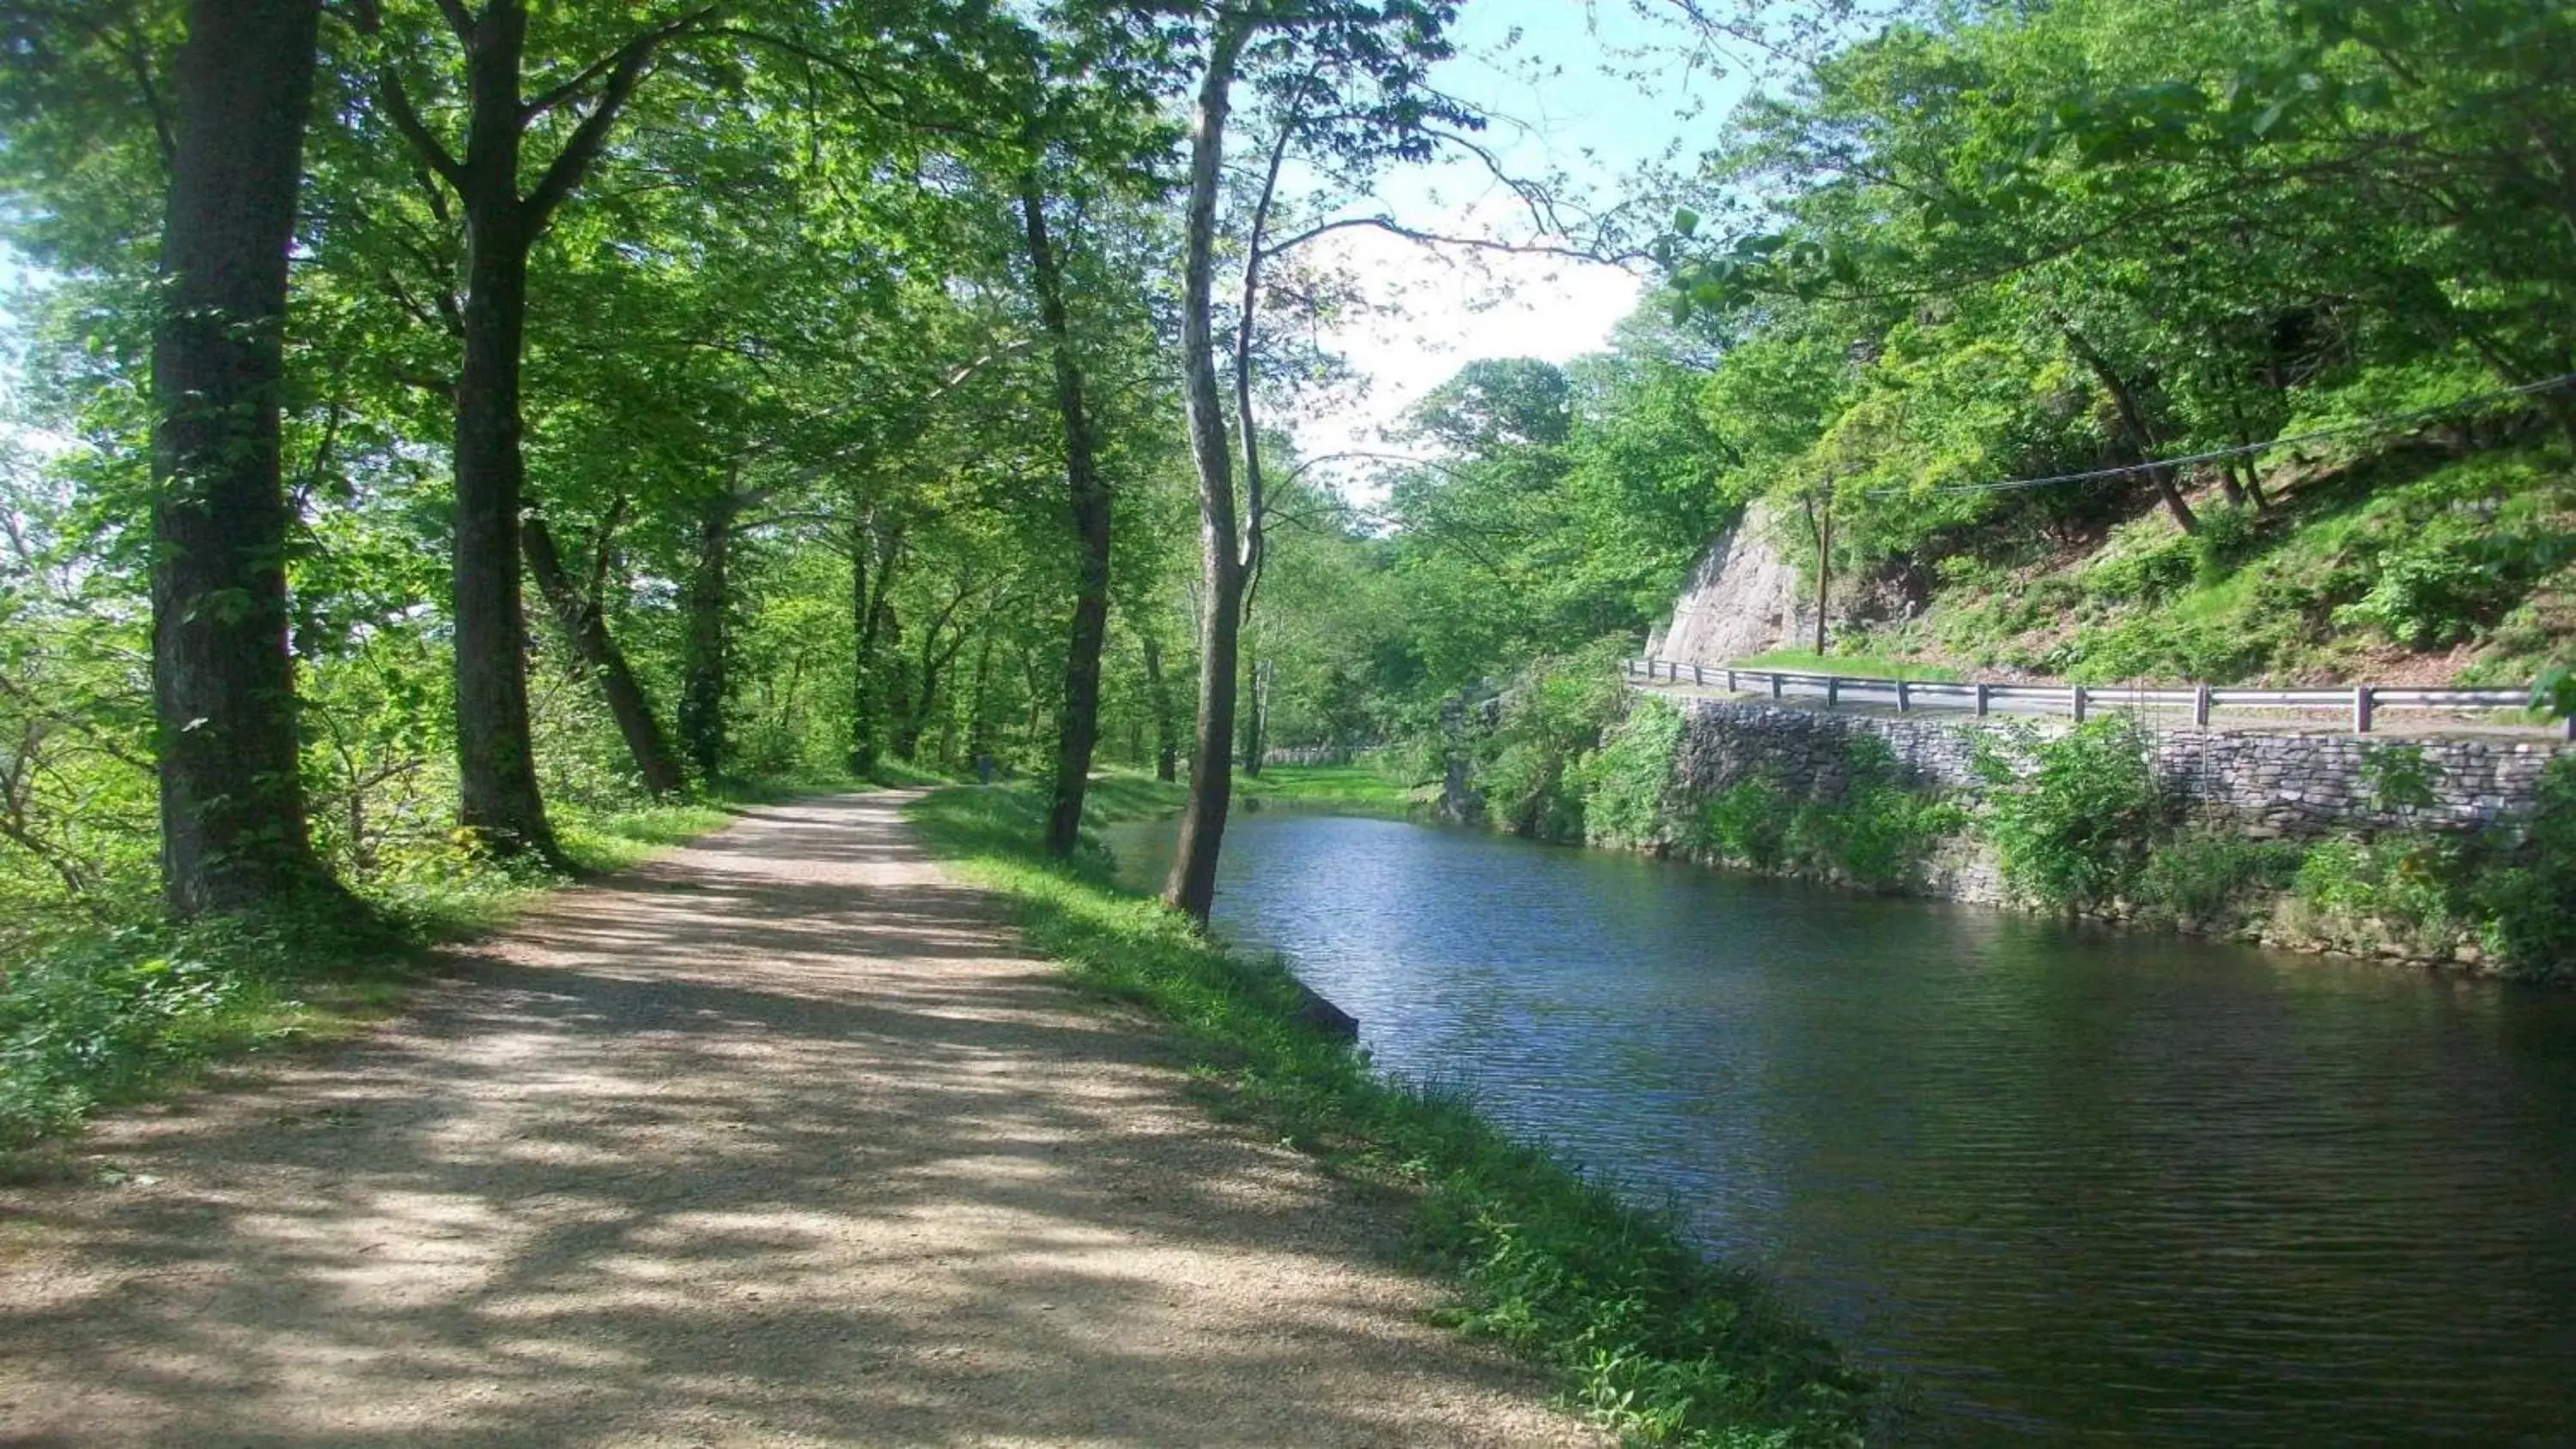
[678,492,734,783]
[448,4,557,857]
[1140,624,1177,783]
[1020,173,1113,857]
[522,510,685,797]
[150,0,331,915]
[374,0,685,857]
[1162,15,1256,924]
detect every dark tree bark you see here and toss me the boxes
[447,2,554,854]
[521,508,685,797]
[847,503,899,777]
[150,0,331,915]
[1162,15,1256,924]
[678,491,734,782]
[895,579,979,763]
[371,0,700,857]
[1019,172,1113,857]
[2063,325,2197,534]
[1236,653,1266,777]
[1139,624,1178,783]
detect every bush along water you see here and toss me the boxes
[1965,724,2576,980]
[1680,736,1964,892]
[1461,657,2576,980]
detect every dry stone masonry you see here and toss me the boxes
[1669,695,2573,840]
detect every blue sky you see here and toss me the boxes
[1289,1,1751,468]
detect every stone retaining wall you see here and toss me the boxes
[1669,695,2572,840]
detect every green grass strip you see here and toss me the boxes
[1732,651,1965,683]
[905,781,1874,1447]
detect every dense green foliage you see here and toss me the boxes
[1688,737,1964,891]
[1975,719,2173,912]
[906,779,1873,1446]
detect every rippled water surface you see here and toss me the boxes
[1106,811,2576,1444]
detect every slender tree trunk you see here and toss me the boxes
[150,0,331,915]
[2239,457,2270,512]
[847,506,897,777]
[1804,483,1833,654]
[522,511,684,797]
[966,630,997,770]
[678,491,733,782]
[1141,626,1177,783]
[1163,15,1256,924]
[2063,326,2197,534]
[1021,173,1113,858]
[897,624,941,763]
[1237,654,1266,776]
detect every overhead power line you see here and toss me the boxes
[1864,371,2576,500]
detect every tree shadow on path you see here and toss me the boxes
[0,793,1594,1448]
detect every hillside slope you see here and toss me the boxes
[1680,437,2575,689]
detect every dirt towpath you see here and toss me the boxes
[0,792,1598,1447]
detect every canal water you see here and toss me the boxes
[1104,810,2576,1444]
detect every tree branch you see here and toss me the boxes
[377,70,467,189]
[525,8,717,228]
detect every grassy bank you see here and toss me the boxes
[906,780,1871,1446]
[1732,651,1965,683]
[1071,761,1429,824]
[0,775,860,1161]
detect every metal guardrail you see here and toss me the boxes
[1624,658,2571,738]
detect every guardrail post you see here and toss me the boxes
[2354,686,2374,735]
[1826,676,1840,708]
[1974,682,1990,718]
[2072,686,2088,724]
[1725,669,1737,693]
[1770,673,1783,701]
[1692,663,1705,687]
[1897,678,1911,712]
[2194,684,2211,728]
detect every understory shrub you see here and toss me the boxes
[2474,755,2576,980]
[1580,697,1685,851]
[2134,830,2304,927]
[0,911,383,1152]
[1475,640,1632,843]
[1686,735,1961,889]
[2286,835,2471,957]
[1692,778,1794,870]
[1977,718,2172,912]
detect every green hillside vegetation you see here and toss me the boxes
[1324,0,2576,713]
[1855,438,2576,687]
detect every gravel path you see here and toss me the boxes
[0,792,1598,1447]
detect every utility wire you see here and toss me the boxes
[1864,371,2576,499]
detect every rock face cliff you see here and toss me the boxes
[1647,499,1806,666]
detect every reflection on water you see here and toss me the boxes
[1106,811,2576,1444]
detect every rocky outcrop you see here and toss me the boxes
[1648,499,1806,666]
